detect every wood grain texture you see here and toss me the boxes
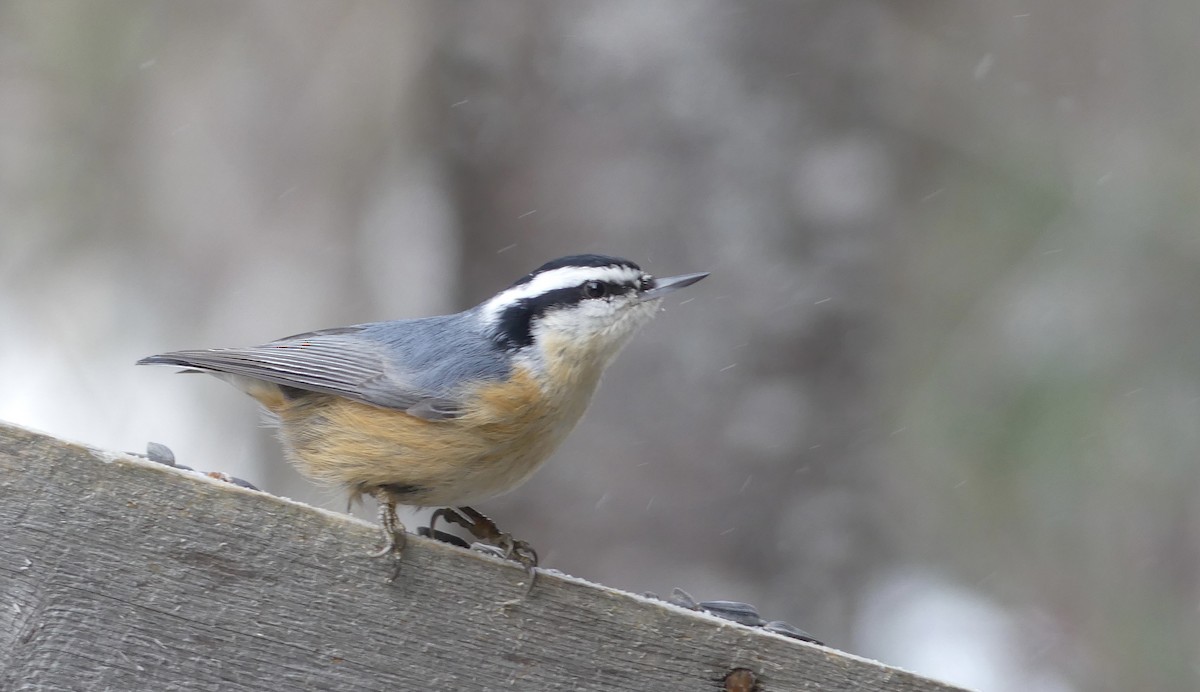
[0,422,967,691]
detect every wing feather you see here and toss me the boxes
[137,329,460,418]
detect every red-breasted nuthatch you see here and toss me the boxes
[139,254,707,574]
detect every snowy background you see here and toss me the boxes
[4,3,1199,690]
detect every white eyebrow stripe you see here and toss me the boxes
[481,265,642,321]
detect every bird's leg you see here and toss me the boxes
[459,506,539,568]
[367,491,407,581]
[418,501,469,547]
[429,506,538,593]
[430,507,538,566]
[416,520,471,549]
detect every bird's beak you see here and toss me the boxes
[640,272,709,301]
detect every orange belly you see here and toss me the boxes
[265,367,594,507]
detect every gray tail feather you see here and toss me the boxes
[136,354,206,373]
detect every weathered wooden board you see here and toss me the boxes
[0,422,965,691]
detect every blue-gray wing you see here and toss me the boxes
[137,315,508,421]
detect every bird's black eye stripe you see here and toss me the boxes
[487,275,643,350]
[492,277,634,350]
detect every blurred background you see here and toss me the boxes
[3,2,1198,690]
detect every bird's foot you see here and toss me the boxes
[367,496,407,582]
[429,506,538,596]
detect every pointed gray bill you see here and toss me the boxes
[639,271,709,301]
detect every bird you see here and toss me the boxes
[138,253,707,579]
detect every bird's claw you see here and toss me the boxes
[368,495,407,581]
[432,506,539,595]
[497,534,538,570]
